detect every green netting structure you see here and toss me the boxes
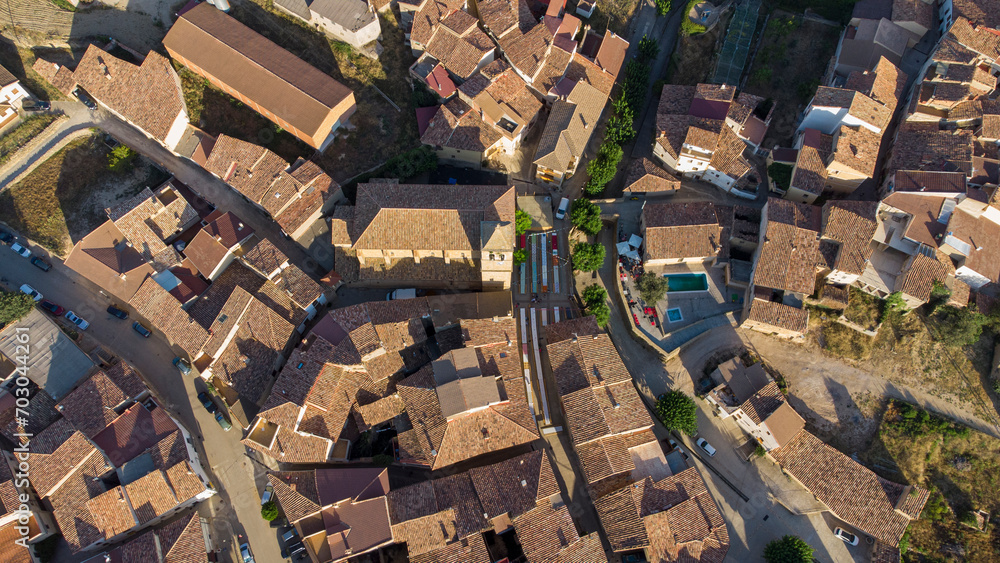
[712,0,760,86]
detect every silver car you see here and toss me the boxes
[10,243,30,258]
[19,284,42,302]
[65,311,90,330]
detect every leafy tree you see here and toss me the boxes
[767,162,793,191]
[655,0,671,16]
[582,285,611,328]
[931,305,987,347]
[763,535,814,563]
[884,292,908,314]
[107,145,137,173]
[513,248,527,265]
[606,106,636,145]
[0,291,34,325]
[637,272,670,304]
[655,390,698,436]
[515,209,532,235]
[585,141,623,195]
[639,35,660,61]
[372,453,394,466]
[572,241,605,272]
[261,501,279,521]
[570,198,602,236]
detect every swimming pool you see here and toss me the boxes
[663,273,709,292]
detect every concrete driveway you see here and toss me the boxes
[0,219,284,562]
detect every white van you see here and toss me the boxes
[555,197,570,220]
[386,288,417,300]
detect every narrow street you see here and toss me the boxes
[0,244,283,563]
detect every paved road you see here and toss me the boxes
[0,239,282,563]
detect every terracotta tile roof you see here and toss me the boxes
[129,277,210,355]
[478,0,534,36]
[189,262,306,331]
[0,459,17,519]
[548,331,633,395]
[47,448,114,551]
[892,0,934,29]
[241,237,288,277]
[791,145,829,195]
[30,430,99,497]
[411,0,463,46]
[124,470,180,525]
[535,81,607,171]
[426,27,495,80]
[87,486,137,539]
[624,158,681,193]
[737,381,784,424]
[755,220,822,294]
[500,24,554,80]
[887,123,973,176]
[512,502,584,562]
[159,513,206,562]
[949,17,1000,60]
[821,200,878,275]
[642,202,723,260]
[467,449,559,518]
[353,393,405,430]
[897,253,951,301]
[952,0,1000,27]
[831,124,882,177]
[772,430,928,544]
[55,46,187,144]
[408,533,492,563]
[164,3,355,146]
[391,507,459,557]
[812,87,892,130]
[746,299,810,334]
[93,402,179,467]
[938,207,1000,283]
[441,8,478,34]
[543,315,601,344]
[55,370,129,438]
[559,53,616,97]
[893,170,968,193]
[0,520,33,563]
[273,264,324,308]
[351,182,514,251]
[532,42,573,94]
[595,467,729,560]
[708,126,752,179]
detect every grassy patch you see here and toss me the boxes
[843,287,884,331]
[0,114,57,167]
[745,13,839,147]
[587,0,641,35]
[864,401,1000,561]
[47,0,76,11]
[667,11,729,85]
[0,134,166,255]
[680,0,707,35]
[0,42,67,102]
[819,321,873,361]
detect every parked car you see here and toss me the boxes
[555,197,569,220]
[261,484,273,505]
[833,527,859,546]
[0,230,13,244]
[197,391,217,414]
[39,300,64,316]
[696,438,717,457]
[10,243,30,258]
[65,311,90,331]
[30,256,51,271]
[72,87,97,110]
[281,529,300,544]
[132,322,152,338]
[21,99,50,111]
[216,412,232,432]
[239,542,254,563]
[173,357,192,375]
[19,284,42,302]
[107,305,129,319]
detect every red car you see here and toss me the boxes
[519,234,526,249]
[40,300,65,316]
[552,234,558,255]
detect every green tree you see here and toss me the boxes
[884,292,908,314]
[570,198,602,236]
[513,248,527,265]
[515,209,532,235]
[0,291,34,325]
[582,285,611,328]
[260,501,279,521]
[930,305,987,347]
[638,35,660,61]
[655,390,698,436]
[572,241,605,272]
[767,162,793,191]
[637,272,670,304]
[585,141,623,195]
[763,535,814,563]
[606,107,636,145]
[107,145,137,173]
[655,0,671,16]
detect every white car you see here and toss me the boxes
[834,527,860,546]
[65,311,90,331]
[10,243,30,258]
[696,438,717,457]
[19,284,42,302]
[261,484,273,505]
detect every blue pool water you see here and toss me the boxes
[666,308,683,322]
[664,273,709,292]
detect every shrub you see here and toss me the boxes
[884,292,908,313]
[767,163,793,191]
[752,66,773,85]
[930,305,987,347]
[796,79,820,103]
[655,0,671,16]
[922,490,949,522]
[261,501,279,521]
[106,145,137,173]
[515,209,532,235]
[570,198,603,236]
[513,248,527,265]
[572,242,605,272]
[655,390,698,436]
[383,146,437,180]
[637,272,669,304]
[886,400,970,439]
[763,535,814,563]
[680,0,707,35]
[898,530,910,554]
[639,35,660,61]
[753,444,766,458]
[582,285,610,327]
[0,291,34,325]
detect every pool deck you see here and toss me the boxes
[626,264,742,334]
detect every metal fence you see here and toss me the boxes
[712,0,761,86]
